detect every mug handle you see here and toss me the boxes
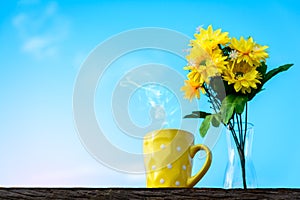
[186,144,212,187]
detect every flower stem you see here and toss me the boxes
[243,103,248,150]
[241,103,249,189]
[228,122,241,150]
[230,124,247,189]
[236,114,242,144]
[240,150,247,189]
[231,112,248,189]
[239,114,243,149]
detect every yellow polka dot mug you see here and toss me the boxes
[143,129,212,188]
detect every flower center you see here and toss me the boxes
[235,72,244,79]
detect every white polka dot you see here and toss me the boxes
[160,178,165,184]
[175,181,180,186]
[167,163,172,169]
[176,146,181,151]
[152,165,156,170]
[160,144,166,149]
[182,165,186,170]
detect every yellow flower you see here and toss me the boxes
[184,46,226,84]
[192,25,230,54]
[230,36,269,67]
[223,61,262,94]
[186,62,219,85]
[181,80,205,101]
[185,44,210,69]
[211,49,228,72]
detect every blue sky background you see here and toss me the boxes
[1,0,300,187]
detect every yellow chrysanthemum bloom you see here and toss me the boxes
[185,44,210,68]
[192,25,230,54]
[184,45,226,84]
[230,36,269,67]
[211,49,228,72]
[223,61,262,94]
[181,80,205,101]
[186,61,220,85]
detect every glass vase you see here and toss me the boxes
[223,123,257,188]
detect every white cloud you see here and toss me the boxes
[22,37,49,52]
[21,36,56,58]
[12,1,69,60]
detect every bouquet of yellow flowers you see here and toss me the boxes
[181,25,292,188]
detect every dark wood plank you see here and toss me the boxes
[0,188,300,200]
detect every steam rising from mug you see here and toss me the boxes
[112,64,197,139]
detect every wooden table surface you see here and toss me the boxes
[1,188,300,199]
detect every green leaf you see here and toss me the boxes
[199,115,212,137]
[220,94,248,123]
[220,95,236,124]
[211,114,221,127]
[235,96,248,114]
[184,111,211,119]
[263,64,293,85]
